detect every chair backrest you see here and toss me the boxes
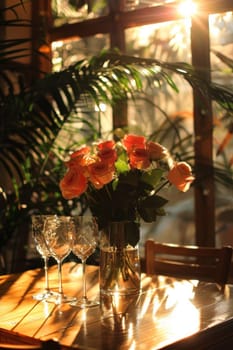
[144,240,233,291]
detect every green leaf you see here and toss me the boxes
[115,158,130,173]
[138,195,168,222]
[141,168,164,187]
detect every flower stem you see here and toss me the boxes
[155,179,169,194]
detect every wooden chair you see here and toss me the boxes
[144,240,233,292]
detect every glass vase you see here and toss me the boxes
[99,221,141,296]
[99,221,141,329]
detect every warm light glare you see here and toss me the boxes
[94,102,106,112]
[42,301,51,318]
[81,309,87,321]
[128,322,134,338]
[139,289,154,319]
[113,290,120,309]
[164,280,196,310]
[178,0,197,17]
[0,187,7,200]
[152,280,200,345]
[168,299,200,338]
[52,40,64,50]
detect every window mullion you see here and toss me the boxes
[191,13,215,247]
[109,3,128,130]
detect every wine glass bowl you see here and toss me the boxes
[70,215,99,308]
[44,215,76,304]
[32,217,50,257]
[45,219,72,260]
[31,215,58,301]
[73,243,96,261]
[72,232,97,261]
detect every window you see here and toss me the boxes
[33,0,233,247]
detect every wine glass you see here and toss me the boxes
[70,215,99,308]
[43,215,76,304]
[31,215,58,301]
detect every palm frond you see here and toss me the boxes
[97,51,233,112]
[212,50,233,70]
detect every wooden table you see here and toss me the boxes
[1,262,233,349]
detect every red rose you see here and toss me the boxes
[167,162,195,192]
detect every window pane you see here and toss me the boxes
[51,33,112,152]
[52,34,110,70]
[52,0,109,26]
[210,12,233,85]
[210,11,233,165]
[124,0,176,11]
[209,11,233,245]
[125,20,192,135]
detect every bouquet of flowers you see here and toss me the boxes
[59,133,194,245]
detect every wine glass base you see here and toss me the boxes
[70,298,100,309]
[33,290,59,302]
[54,294,77,305]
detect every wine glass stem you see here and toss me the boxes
[82,260,87,301]
[43,256,50,292]
[57,260,64,297]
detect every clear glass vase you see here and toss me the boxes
[99,221,141,296]
[100,221,141,329]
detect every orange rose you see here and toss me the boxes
[66,146,91,169]
[97,140,115,151]
[70,146,90,159]
[147,141,167,160]
[129,148,150,169]
[88,160,115,189]
[97,140,117,166]
[167,162,195,192]
[59,167,87,199]
[123,134,146,153]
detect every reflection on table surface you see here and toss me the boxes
[1,262,233,349]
